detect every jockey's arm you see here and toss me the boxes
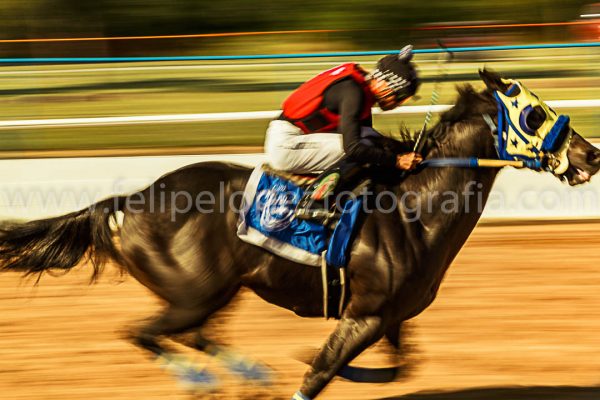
[334,80,398,169]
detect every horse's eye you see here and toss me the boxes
[525,105,546,131]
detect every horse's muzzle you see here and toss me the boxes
[563,133,600,185]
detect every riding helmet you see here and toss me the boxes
[370,45,420,110]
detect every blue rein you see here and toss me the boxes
[420,157,542,169]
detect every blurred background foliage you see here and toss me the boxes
[0,0,595,56]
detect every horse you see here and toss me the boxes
[1,69,598,399]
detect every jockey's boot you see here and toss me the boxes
[295,158,363,224]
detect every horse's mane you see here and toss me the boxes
[440,84,495,124]
[379,83,496,157]
[381,125,414,154]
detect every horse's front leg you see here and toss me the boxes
[293,315,385,399]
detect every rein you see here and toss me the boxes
[418,112,542,170]
[420,157,541,169]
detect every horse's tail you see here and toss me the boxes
[0,196,126,281]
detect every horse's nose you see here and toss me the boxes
[587,149,600,167]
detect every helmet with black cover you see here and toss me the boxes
[369,45,420,110]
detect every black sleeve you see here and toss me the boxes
[329,80,397,168]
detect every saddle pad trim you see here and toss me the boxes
[238,225,322,266]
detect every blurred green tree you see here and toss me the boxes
[0,0,593,56]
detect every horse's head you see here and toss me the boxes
[479,69,600,186]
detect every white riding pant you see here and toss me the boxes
[264,120,345,174]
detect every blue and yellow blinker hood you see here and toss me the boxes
[494,80,572,174]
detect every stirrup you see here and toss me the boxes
[295,207,337,221]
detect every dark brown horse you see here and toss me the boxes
[1,70,599,399]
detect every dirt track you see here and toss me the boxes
[1,222,600,400]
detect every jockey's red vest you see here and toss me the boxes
[281,63,375,133]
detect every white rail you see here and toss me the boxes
[0,99,598,129]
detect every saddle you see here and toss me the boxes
[237,164,369,319]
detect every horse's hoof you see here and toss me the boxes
[157,354,191,372]
[157,354,219,391]
[227,359,273,384]
[177,366,219,392]
[292,391,312,400]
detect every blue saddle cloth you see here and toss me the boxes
[237,165,363,268]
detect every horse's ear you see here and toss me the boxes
[479,68,509,93]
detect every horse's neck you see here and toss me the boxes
[398,119,500,248]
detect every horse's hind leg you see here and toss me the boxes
[128,285,240,391]
[134,306,214,356]
[294,316,385,399]
[133,285,240,357]
[120,213,242,359]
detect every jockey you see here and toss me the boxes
[264,45,422,218]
